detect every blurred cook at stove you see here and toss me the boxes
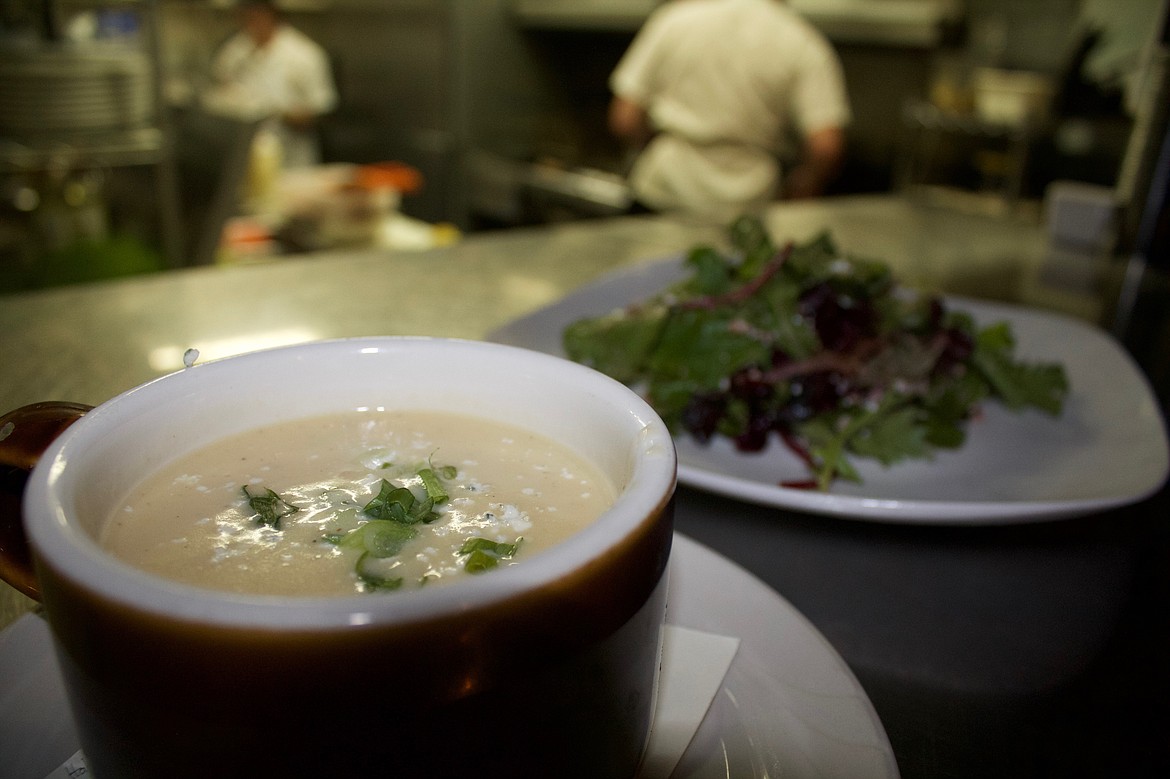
[608,0,851,223]
[206,0,337,168]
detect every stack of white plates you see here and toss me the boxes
[0,46,152,137]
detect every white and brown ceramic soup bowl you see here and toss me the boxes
[0,337,676,779]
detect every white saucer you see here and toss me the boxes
[0,534,897,779]
[667,534,898,777]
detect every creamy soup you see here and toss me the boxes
[101,410,616,596]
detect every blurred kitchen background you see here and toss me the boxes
[1,0,1166,294]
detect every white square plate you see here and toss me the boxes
[490,256,1169,524]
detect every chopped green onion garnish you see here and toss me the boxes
[362,478,441,524]
[241,486,300,530]
[418,467,449,504]
[356,552,405,591]
[359,520,418,557]
[459,537,523,573]
[326,464,457,591]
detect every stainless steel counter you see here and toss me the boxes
[0,195,1074,412]
[2,194,1166,779]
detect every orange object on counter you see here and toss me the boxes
[354,162,423,194]
[218,217,277,263]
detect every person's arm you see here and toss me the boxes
[282,37,338,130]
[782,125,846,199]
[608,94,654,148]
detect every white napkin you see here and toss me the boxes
[639,624,742,778]
[41,753,86,779]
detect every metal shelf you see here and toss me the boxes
[0,128,166,173]
[0,0,184,266]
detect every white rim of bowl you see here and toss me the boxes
[24,336,677,629]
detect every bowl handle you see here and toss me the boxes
[0,402,91,600]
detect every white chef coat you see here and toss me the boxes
[211,24,338,168]
[610,0,851,222]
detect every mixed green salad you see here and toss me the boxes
[564,216,1069,490]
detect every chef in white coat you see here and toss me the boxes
[608,0,851,223]
[208,0,338,168]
